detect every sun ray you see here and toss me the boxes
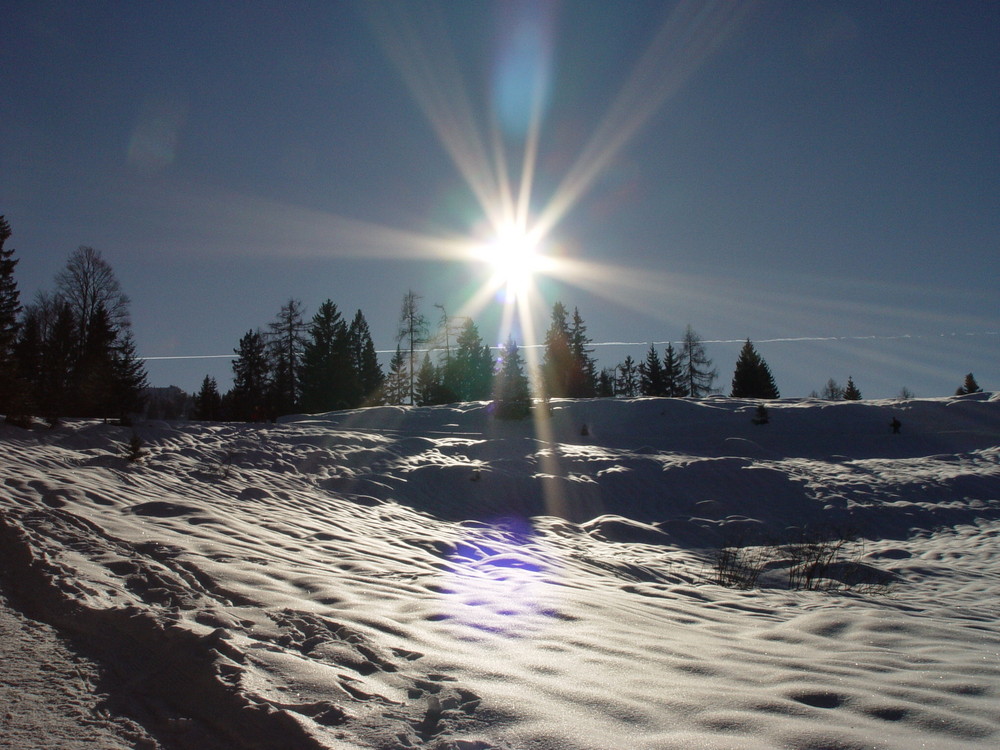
[363,2,506,228]
[534,0,750,240]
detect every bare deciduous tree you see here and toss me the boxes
[55,246,131,344]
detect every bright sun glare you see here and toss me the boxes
[478,225,548,297]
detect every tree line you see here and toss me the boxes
[0,217,147,424]
[1,216,987,424]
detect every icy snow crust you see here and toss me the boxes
[2,395,999,749]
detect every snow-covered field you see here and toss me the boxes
[2,395,999,749]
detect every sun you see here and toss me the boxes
[477,224,548,297]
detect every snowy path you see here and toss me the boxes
[0,588,154,750]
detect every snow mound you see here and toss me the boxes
[1,395,999,749]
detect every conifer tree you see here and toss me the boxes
[639,344,665,396]
[230,329,272,421]
[111,326,148,420]
[730,339,779,399]
[300,300,354,413]
[662,342,685,397]
[347,309,383,405]
[0,216,27,417]
[615,355,639,398]
[843,376,862,400]
[450,318,493,401]
[680,325,717,397]
[39,301,78,419]
[492,337,531,419]
[568,307,597,397]
[0,217,21,367]
[194,375,223,420]
[415,353,440,406]
[542,302,573,398]
[384,344,408,405]
[267,299,307,415]
[75,305,118,418]
[956,373,983,395]
[597,368,615,397]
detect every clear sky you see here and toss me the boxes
[3,0,997,399]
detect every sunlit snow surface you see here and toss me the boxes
[2,395,999,749]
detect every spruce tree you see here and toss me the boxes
[956,373,983,395]
[194,375,223,420]
[0,216,27,418]
[638,344,665,396]
[451,319,493,401]
[843,376,862,400]
[662,342,685,397]
[75,305,118,418]
[615,355,639,398]
[597,368,615,397]
[111,327,148,420]
[492,337,531,419]
[384,344,408,405]
[230,329,272,421]
[730,339,779,399]
[542,302,573,398]
[40,302,78,419]
[347,310,383,405]
[680,325,717,397]
[414,352,440,406]
[0,216,21,367]
[300,300,354,413]
[568,307,597,397]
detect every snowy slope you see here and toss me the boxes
[1,395,999,749]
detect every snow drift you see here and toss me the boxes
[2,394,999,749]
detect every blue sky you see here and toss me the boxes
[2,0,997,398]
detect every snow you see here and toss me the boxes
[2,394,999,749]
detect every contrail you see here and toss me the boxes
[142,331,998,360]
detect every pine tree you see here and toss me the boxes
[680,325,717,397]
[730,339,779,399]
[75,305,118,418]
[194,375,223,420]
[414,353,441,406]
[300,300,355,413]
[492,337,531,419]
[662,342,686,397]
[267,299,307,415]
[597,368,615,397]
[0,216,21,365]
[39,301,78,419]
[638,344,665,396]
[568,307,597,397]
[111,327,148,420]
[542,302,573,398]
[230,329,272,421]
[615,355,639,398]
[450,318,493,401]
[843,376,862,400]
[956,373,983,395]
[0,216,27,418]
[347,310,383,405]
[384,344,408,405]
